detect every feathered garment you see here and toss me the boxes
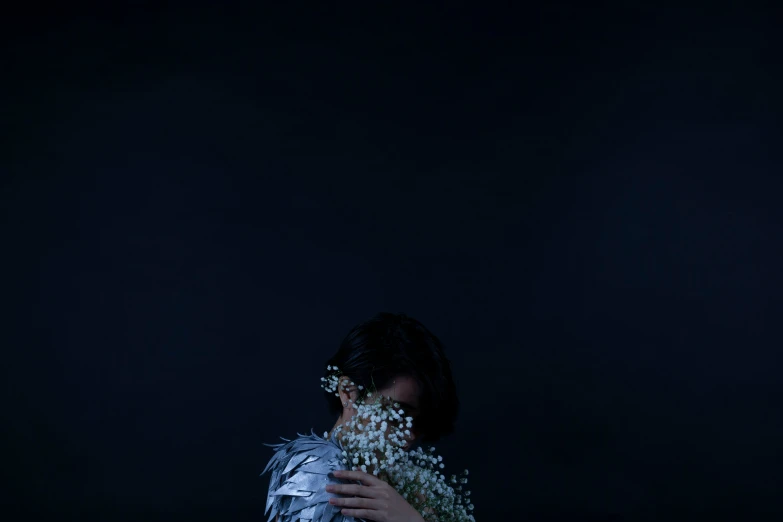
[261,430,364,522]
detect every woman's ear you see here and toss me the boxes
[337,378,360,411]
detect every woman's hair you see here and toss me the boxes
[324,312,459,443]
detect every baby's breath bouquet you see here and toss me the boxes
[321,366,475,522]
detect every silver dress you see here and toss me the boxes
[262,430,363,522]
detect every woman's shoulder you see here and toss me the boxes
[262,429,345,475]
[261,430,350,522]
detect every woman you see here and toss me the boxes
[262,312,460,522]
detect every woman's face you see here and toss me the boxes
[345,374,422,450]
[372,374,421,419]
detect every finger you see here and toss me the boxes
[325,484,368,496]
[329,496,375,509]
[332,469,382,485]
[340,508,375,519]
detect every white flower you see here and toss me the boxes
[320,366,473,520]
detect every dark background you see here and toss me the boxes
[2,3,781,521]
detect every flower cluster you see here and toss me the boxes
[320,365,342,395]
[321,367,475,522]
[320,365,364,397]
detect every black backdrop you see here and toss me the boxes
[2,3,781,521]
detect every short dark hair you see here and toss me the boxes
[324,312,459,443]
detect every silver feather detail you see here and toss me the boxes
[261,429,365,522]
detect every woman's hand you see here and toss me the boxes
[326,469,425,522]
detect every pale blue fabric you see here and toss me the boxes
[262,430,364,522]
